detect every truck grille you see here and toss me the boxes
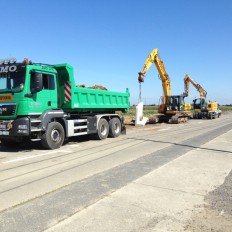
[0,103,16,116]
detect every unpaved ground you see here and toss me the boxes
[185,170,232,231]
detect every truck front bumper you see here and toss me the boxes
[0,117,30,136]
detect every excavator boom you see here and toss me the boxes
[138,48,171,97]
[184,74,207,98]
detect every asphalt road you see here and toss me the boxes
[0,113,232,231]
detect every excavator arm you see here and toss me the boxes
[138,48,171,97]
[184,74,207,98]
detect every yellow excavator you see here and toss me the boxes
[184,74,221,119]
[138,48,192,123]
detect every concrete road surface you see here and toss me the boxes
[0,113,232,231]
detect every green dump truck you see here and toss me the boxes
[0,58,130,149]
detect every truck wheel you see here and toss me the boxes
[109,118,121,138]
[41,122,65,149]
[95,118,109,140]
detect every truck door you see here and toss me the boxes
[30,72,57,113]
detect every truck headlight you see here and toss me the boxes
[0,124,6,129]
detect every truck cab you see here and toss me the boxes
[0,59,58,116]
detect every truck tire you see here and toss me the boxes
[109,118,121,138]
[41,122,65,149]
[95,118,109,140]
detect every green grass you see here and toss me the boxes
[118,105,232,119]
[220,105,232,112]
[117,105,159,119]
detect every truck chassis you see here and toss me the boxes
[0,110,125,149]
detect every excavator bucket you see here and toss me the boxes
[138,72,145,83]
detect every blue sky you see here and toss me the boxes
[2,0,232,105]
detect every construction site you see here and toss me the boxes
[0,1,232,231]
[0,50,232,232]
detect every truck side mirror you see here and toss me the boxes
[31,71,43,93]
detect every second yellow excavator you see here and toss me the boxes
[138,48,192,123]
[184,74,221,119]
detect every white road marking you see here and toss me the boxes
[2,149,71,164]
[158,127,172,131]
[68,144,80,147]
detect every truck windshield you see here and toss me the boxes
[0,66,26,93]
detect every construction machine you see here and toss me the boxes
[138,48,192,123]
[184,74,221,119]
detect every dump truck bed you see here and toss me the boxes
[63,87,130,113]
[53,64,130,113]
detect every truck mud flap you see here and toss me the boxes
[121,124,126,135]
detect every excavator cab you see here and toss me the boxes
[193,98,207,111]
[160,95,187,113]
[166,96,182,111]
